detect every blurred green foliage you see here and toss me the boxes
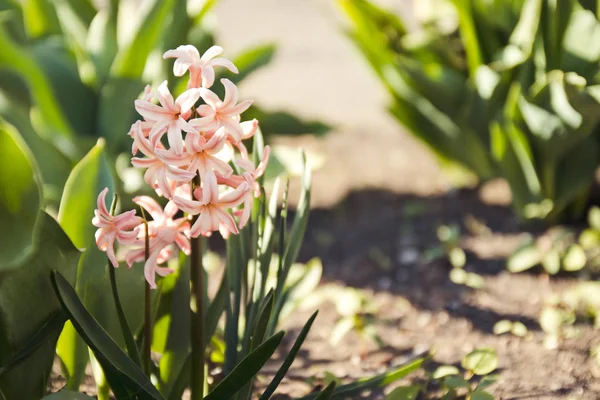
[0,0,329,207]
[339,0,600,222]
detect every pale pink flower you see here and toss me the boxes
[130,121,195,198]
[173,170,249,238]
[217,146,270,228]
[126,196,191,289]
[92,188,143,268]
[190,79,253,143]
[134,81,200,155]
[163,45,238,89]
[157,127,233,179]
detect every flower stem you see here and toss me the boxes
[141,209,152,377]
[191,173,205,400]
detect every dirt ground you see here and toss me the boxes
[213,0,600,399]
[48,0,600,398]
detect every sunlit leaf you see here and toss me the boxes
[461,348,498,375]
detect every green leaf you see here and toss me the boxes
[444,374,470,388]
[204,331,285,400]
[469,390,494,400]
[0,311,66,376]
[50,271,164,400]
[22,0,61,39]
[298,355,426,400]
[111,0,175,78]
[0,24,75,152]
[0,213,80,400]
[41,391,96,399]
[433,365,460,379]
[385,385,420,400]
[461,348,498,375]
[449,0,484,74]
[260,311,318,400]
[57,140,146,389]
[476,374,499,391]
[243,106,331,137]
[562,244,587,271]
[0,120,42,270]
[507,240,540,272]
[155,256,191,399]
[226,44,276,85]
[588,206,600,230]
[314,381,337,400]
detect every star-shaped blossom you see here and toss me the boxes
[130,121,196,198]
[134,81,200,155]
[92,188,143,268]
[173,170,249,238]
[126,196,191,289]
[190,79,253,143]
[163,45,238,89]
[157,127,233,179]
[217,146,270,228]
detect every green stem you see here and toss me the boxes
[191,173,205,400]
[140,209,152,377]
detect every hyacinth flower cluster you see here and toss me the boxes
[92,45,270,289]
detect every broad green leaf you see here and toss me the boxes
[542,248,561,275]
[493,320,513,335]
[507,240,539,272]
[445,374,470,388]
[449,0,483,74]
[0,24,75,153]
[433,365,460,379]
[41,391,96,400]
[51,271,164,400]
[32,37,97,137]
[0,92,73,206]
[0,121,42,270]
[0,312,65,376]
[386,385,420,400]
[470,390,494,400]
[562,9,600,78]
[243,106,331,137]
[22,0,61,39]
[314,382,337,400]
[225,44,277,85]
[588,206,600,230]
[0,213,80,400]
[461,348,498,375]
[156,256,191,399]
[57,140,146,389]
[562,244,587,271]
[204,331,285,400]
[259,311,318,400]
[97,77,145,151]
[111,0,174,78]
[298,355,426,400]
[476,374,499,391]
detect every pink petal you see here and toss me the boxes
[175,88,201,112]
[133,196,165,222]
[202,170,219,204]
[156,81,177,112]
[200,66,215,89]
[214,208,239,235]
[200,45,224,61]
[167,122,184,155]
[209,57,239,74]
[221,100,253,118]
[173,196,202,215]
[219,182,250,208]
[199,88,221,109]
[221,79,238,109]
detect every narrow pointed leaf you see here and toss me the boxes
[51,271,164,400]
[204,331,285,400]
[314,382,337,400]
[259,311,318,400]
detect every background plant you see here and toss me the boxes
[338,0,600,223]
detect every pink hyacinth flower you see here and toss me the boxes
[130,121,196,198]
[134,81,200,155]
[126,196,191,289]
[173,170,249,238]
[217,146,270,228]
[92,188,143,268]
[190,79,253,143]
[157,127,233,179]
[163,45,238,89]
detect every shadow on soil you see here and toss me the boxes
[295,188,544,335]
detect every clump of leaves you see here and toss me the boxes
[386,347,499,399]
[425,224,484,289]
[493,320,528,338]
